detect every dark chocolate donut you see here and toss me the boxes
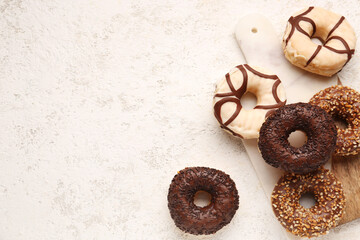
[167,167,239,235]
[258,103,337,174]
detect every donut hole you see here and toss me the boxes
[240,92,258,110]
[333,115,348,130]
[251,27,257,33]
[193,190,212,208]
[288,130,308,148]
[310,37,324,46]
[299,192,316,209]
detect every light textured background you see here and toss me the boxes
[0,0,360,239]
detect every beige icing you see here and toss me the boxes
[283,7,356,77]
[213,65,286,139]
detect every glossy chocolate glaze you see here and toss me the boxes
[167,167,239,235]
[258,103,337,174]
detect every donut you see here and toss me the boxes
[271,168,345,238]
[283,6,356,76]
[213,64,286,139]
[167,167,239,235]
[309,85,360,156]
[258,103,337,174]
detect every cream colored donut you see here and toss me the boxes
[213,64,287,139]
[283,6,356,77]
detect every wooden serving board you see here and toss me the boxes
[235,14,360,234]
[332,154,360,225]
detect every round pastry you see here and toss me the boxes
[213,64,286,139]
[167,167,239,235]
[309,85,360,156]
[283,6,356,77]
[271,168,345,238]
[258,103,337,174]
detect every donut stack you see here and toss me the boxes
[258,101,347,238]
[263,7,359,237]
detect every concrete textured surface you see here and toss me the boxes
[0,0,360,239]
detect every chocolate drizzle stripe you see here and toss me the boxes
[215,67,248,98]
[295,17,316,38]
[324,46,354,55]
[214,97,241,126]
[306,45,322,67]
[221,125,244,138]
[223,100,242,126]
[214,66,249,127]
[285,18,295,46]
[272,79,282,103]
[236,65,248,99]
[225,73,236,93]
[299,6,315,19]
[285,6,315,46]
[322,16,354,63]
[327,16,345,39]
[214,65,286,137]
[214,92,234,98]
[255,79,286,110]
[244,64,278,80]
[285,7,355,67]
[325,36,354,62]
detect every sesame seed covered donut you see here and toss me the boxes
[283,6,356,76]
[258,103,337,174]
[271,168,345,238]
[309,85,360,156]
[167,167,239,235]
[213,64,286,139]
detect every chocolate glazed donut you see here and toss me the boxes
[271,168,345,238]
[309,85,360,156]
[167,167,239,235]
[258,103,337,174]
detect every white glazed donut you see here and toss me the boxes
[213,64,287,139]
[283,6,356,77]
